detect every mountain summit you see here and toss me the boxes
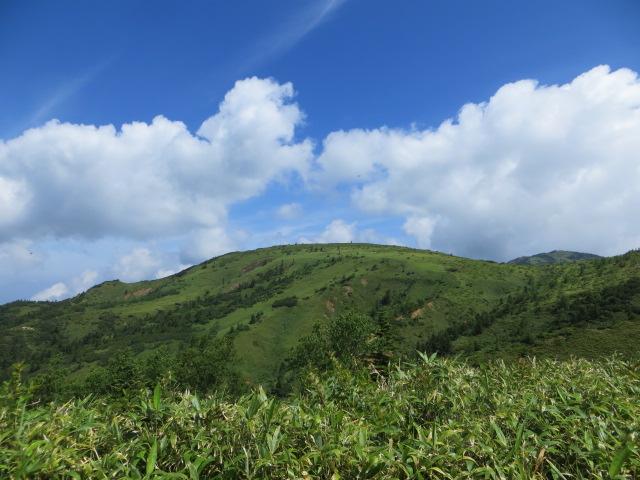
[507,250,602,265]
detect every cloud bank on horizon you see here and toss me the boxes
[1,65,640,301]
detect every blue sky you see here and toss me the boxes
[1,0,639,303]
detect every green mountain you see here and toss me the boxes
[1,243,639,393]
[507,250,602,265]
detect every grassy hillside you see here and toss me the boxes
[1,244,639,392]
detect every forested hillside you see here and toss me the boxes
[0,244,639,399]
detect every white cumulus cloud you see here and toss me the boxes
[299,219,401,246]
[179,227,238,265]
[31,282,69,301]
[71,269,100,293]
[314,219,357,243]
[402,216,439,250]
[112,247,163,283]
[31,269,101,301]
[0,77,313,243]
[277,202,304,219]
[313,65,640,260]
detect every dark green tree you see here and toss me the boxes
[290,312,380,372]
[143,345,175,387]
[106,347,144,394]
[174,335,242,395]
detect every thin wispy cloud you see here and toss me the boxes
[236,0,349,75]
[26,58,115,130]
[295,0,348,39]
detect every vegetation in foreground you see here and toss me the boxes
[1,355,638,479]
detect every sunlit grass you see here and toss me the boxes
[1,355,638,479]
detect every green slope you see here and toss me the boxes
[1,244,639,390]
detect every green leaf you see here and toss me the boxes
[153,383,162,411]
[465,459,474,472]
[267,426,281,454]
[490,421,507,448]
[146,440,158,476]
[363,461,385,479]
[609,444,633,478]
[187,462,199,480]
[191,395,201,412]
[247,392,260,419]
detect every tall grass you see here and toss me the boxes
[1,355,638,479]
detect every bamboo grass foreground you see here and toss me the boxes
[1,355,638,479]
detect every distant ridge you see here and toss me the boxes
[507,250,602,265]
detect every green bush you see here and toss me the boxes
[271,296,298,308]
